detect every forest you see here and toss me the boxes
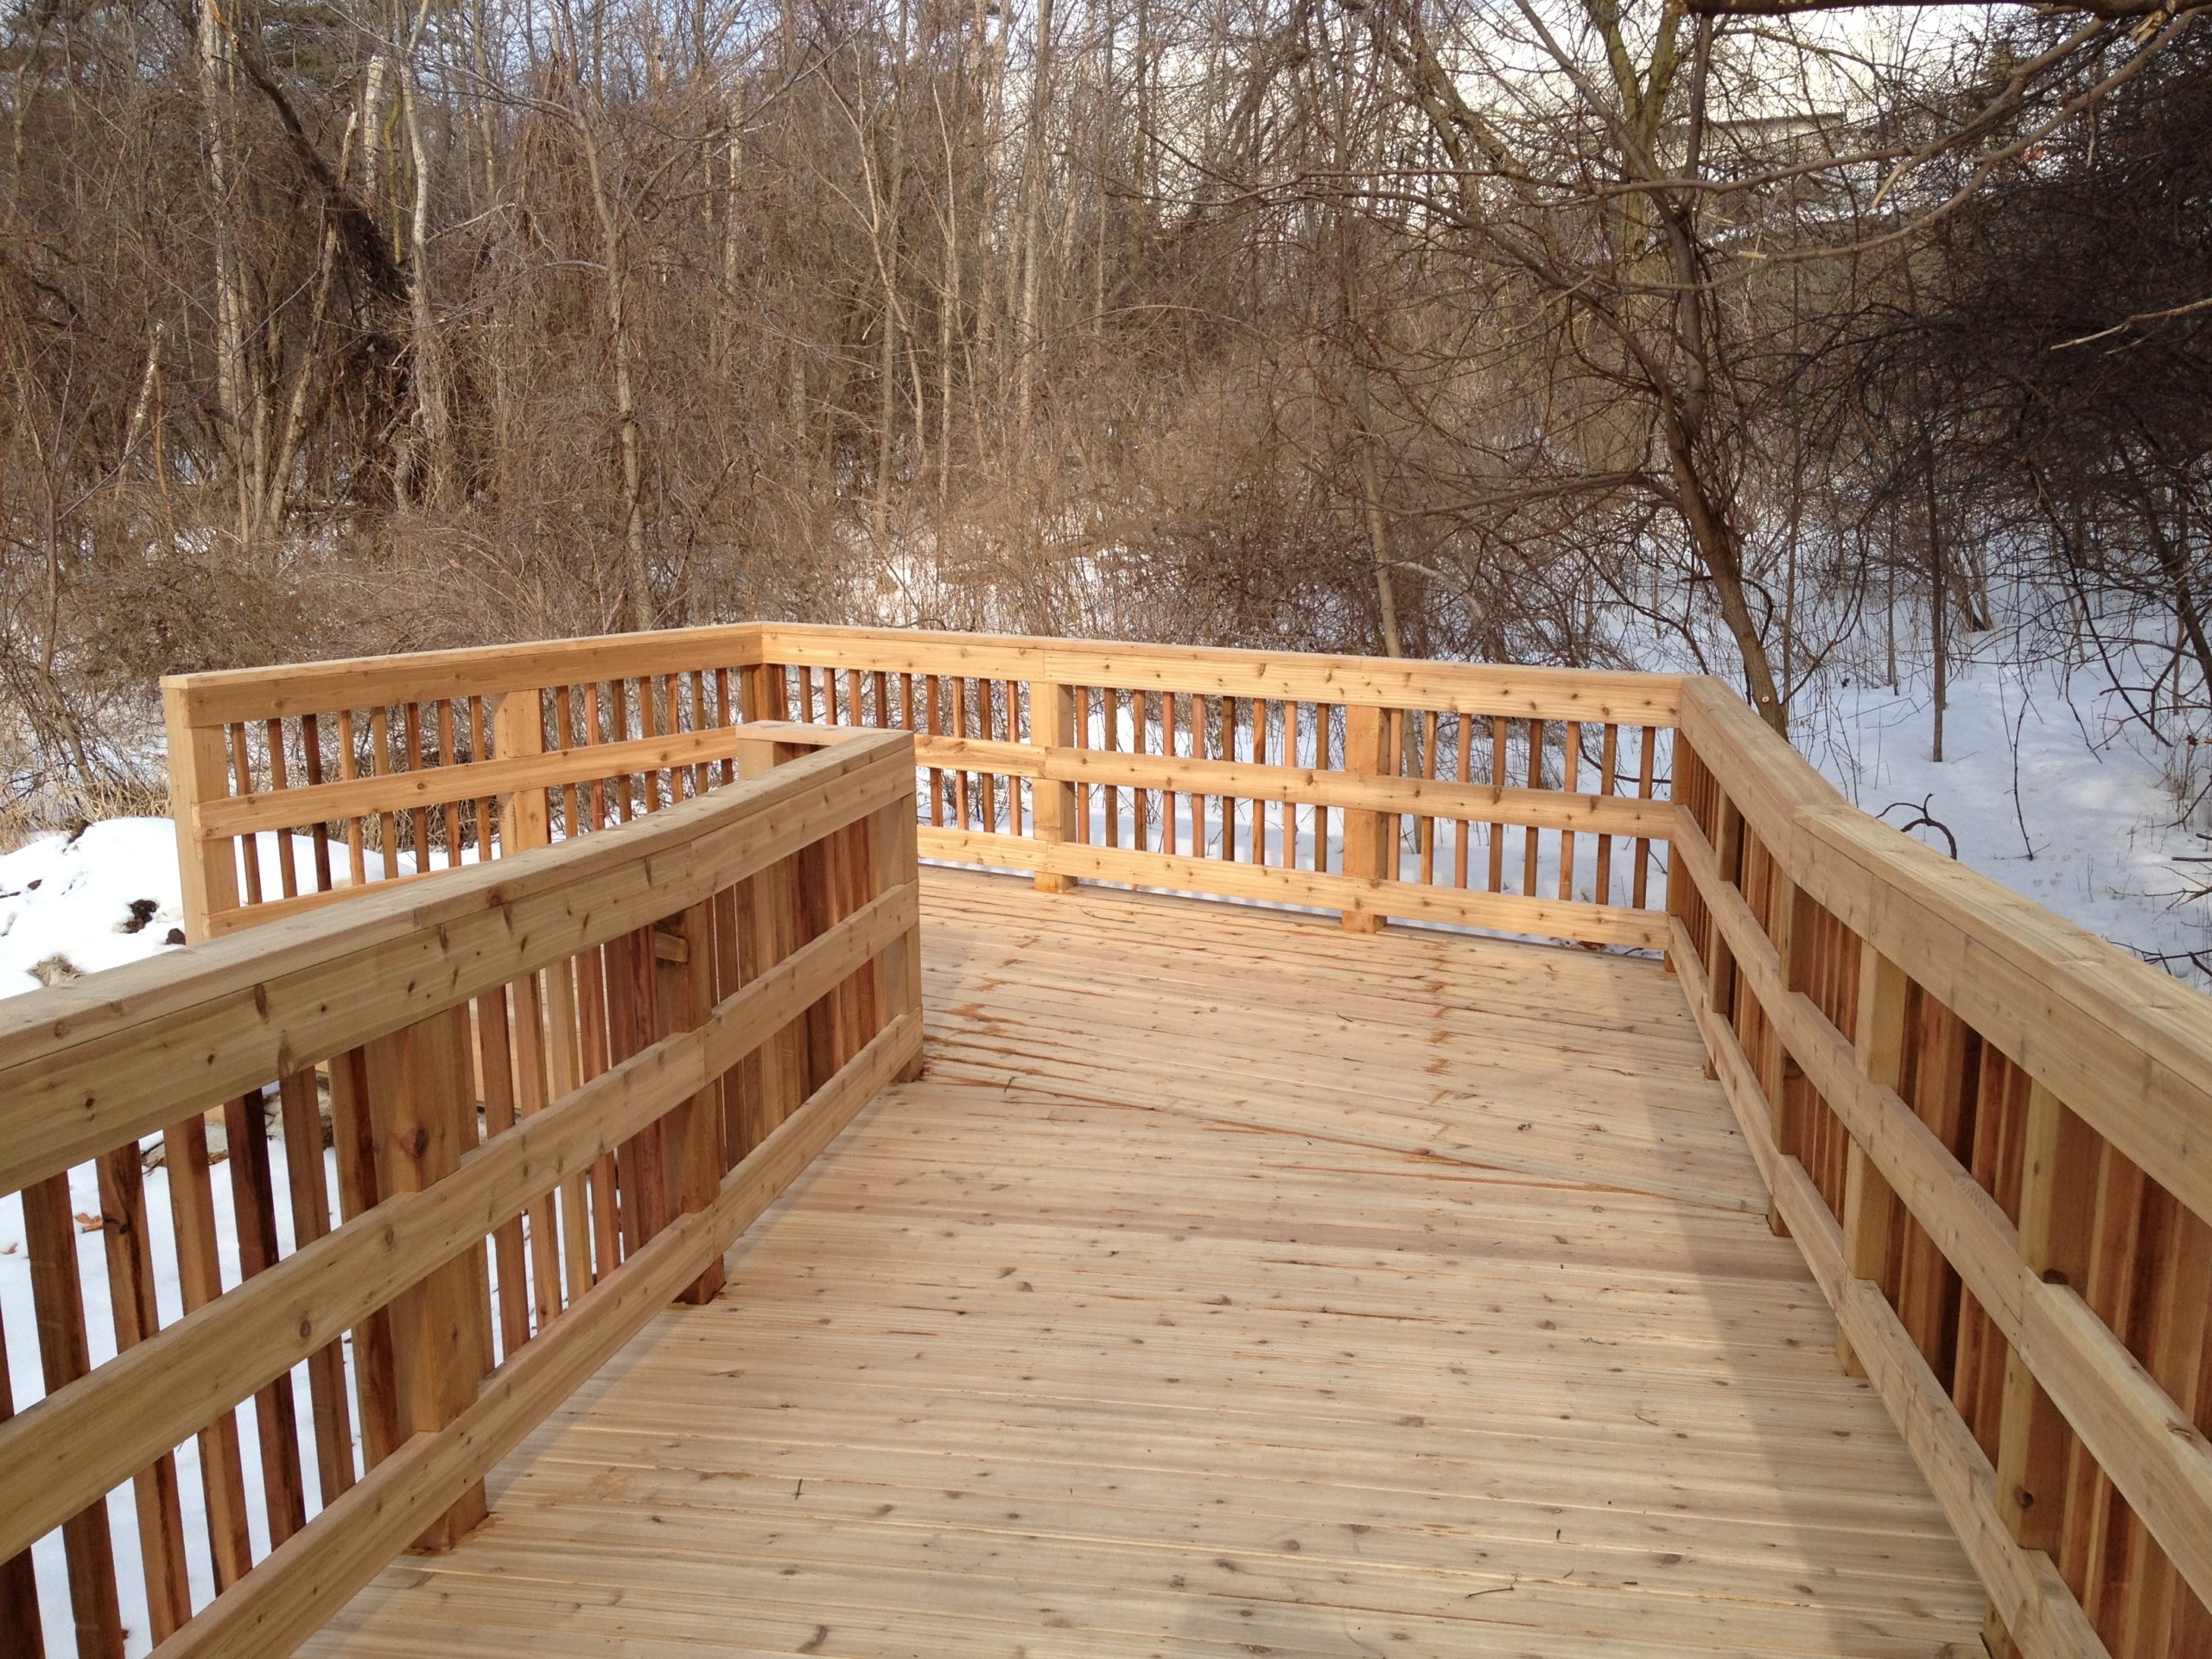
[2,0,2208,836]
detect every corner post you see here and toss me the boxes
[1028,678,1077,893]
[162,680,241,942]
[869,774,926,1083]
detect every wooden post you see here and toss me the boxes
[490,690,550,856]
[1028,679,1077,893]
[163,682,241,942]
[870,790,926,1082]
[1837,946,1908,1376]
[363,1008,492,1551]
[1339,702,1391,933]
[659,901,728,1304]
[1994,1084,2097,1549]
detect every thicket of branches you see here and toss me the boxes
[3,0,2207,820]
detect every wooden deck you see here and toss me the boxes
[303,868,1984,1658]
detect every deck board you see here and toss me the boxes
[304,868,1985,1657]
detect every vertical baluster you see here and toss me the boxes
[435,699,464,866]
[1132,690,1150,853]
[231,722,264,905]
[1419,710,1440,885]
[162,1116,255,1585]
[1634,724,1657,910]
[300,712,334,895]
[370,706,401,880]
[274,1068,356,1504]
[223,1084,308,1541]
[1522,719,1543,897]
[337,709,368,887]
[327,1050,403,1469]
[403,702,434,866]
[1489,715,1509,893]
[1218,697,1238,861]
[1595,723,1618,906]
[264,720,299,902]
[22,1175,123,1654]
[94,1146,193,1638]
[1453,715,1473,889]
[1281,703,1299,872]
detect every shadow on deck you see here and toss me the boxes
[306,869,1981,1658]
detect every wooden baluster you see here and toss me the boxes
[1634,725,1657,911]
[94,1146,194,1638]
[403,702,434,866]
[370,705,402,880]
[658,901,728,1304]
[230,722,264,906]
[335,709,368,887]
[952,678,973,831]
[0,1299,42,1655]
[473,982,533,1356]
[1522,718,1544,897]
[262,719,300,901]
[1099,687,1120,849]
[1489,715,1509,893]
[1592,723,1618,905]
[1452,715,1473,889]
[24,1174,124,1655]
[435,698,463,866]
[1131,690,1150,853]
[1188,696,1206,856]
[1340,702,1390,933]
[1218,696,1238,861]
[1761,877,1805,1237]
[163,1114,255,1584]
[978,679,999,833]
[716,667,738,786]
[2109,1184,2209,1652]
[1838,948,1908,1376]
[275,1068,357,1503]
[1281,703,1300,872]
[224,1086,309,1542]
[363,1009,493,1549]
[327,1049,404,1467]
[1031,679,1077,893]
[923,676,945,827]
[1897,994,1974,1374]
[602,929,666,1257]
[300,712,334,895]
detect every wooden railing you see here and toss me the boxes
[159,621,1681,950]
[0,727,923,1658]
[128,624,2212,1657]
[1669,677,2212,1659]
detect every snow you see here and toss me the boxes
[1800,656,2212,974]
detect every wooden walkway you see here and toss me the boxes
[304,868,1984,1659]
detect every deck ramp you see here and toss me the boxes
[303,868,1983,1657]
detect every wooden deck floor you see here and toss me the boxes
[305,868,1984,1658]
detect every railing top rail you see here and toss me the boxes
[161,621,771,726]
[161,620,1688,729]
[0,726,914,1195]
